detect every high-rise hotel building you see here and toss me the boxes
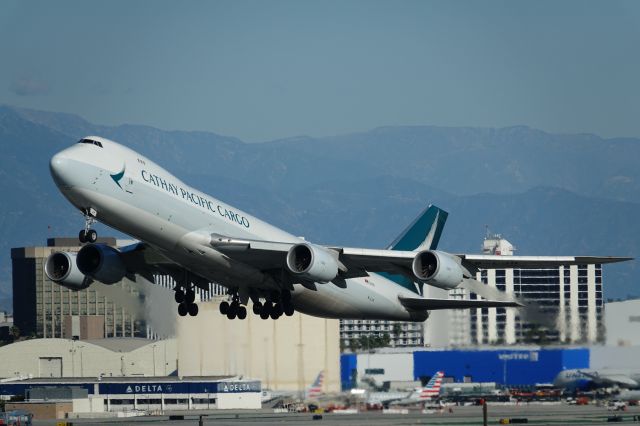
[343,234,607,349]
[11,238,225,340]
[425,235,604,346]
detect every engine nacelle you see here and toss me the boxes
[44,252,90,291]
[412,250,464,290]
[76,244,126,284]
[286,243,339,283]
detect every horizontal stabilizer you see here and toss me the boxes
[399,296,523,311]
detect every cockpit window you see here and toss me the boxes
[77,138,103,148]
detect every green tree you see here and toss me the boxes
[358,335,372,351]
[392,323,402,338]
[523,324,550,346]
[381,332,391,347]
[10,326,20,341]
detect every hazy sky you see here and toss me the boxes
[1,0,639,142]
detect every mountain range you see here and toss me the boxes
[1,105,637,312]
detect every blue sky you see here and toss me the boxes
[1,0,639,142]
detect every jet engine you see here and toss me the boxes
[412,250,464,290]
[286,243,339,283]
[44,252,90,290]
[76,244,127,284]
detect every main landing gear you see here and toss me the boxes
[219,293,247,320]
[78,208,98,243]
[175,287,199,317]
[220,291,295,321]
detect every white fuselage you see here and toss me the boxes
[50,137,427,321]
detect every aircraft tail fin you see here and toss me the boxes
[306,370,324,399]
[387,205,448,251]
[382,205,448,295]
[419,371,444,399]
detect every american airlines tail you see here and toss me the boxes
[413,371,444,400]
[305,370,325,399]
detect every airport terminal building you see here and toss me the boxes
[341,344,640,391]
[0,376,262,412]
[340,346,589,390]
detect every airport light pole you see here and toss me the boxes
[152,344,157,376]
[78,345,84,376]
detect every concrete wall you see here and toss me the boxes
[605,299,640,346]
[0,338,177,378]
[5,401,72,419]
[355,352,413,387]
[216,392,261,409]
[591,345,640,369]
[177,301,340,392]
[63,315,106,340]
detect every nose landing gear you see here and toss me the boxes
[78,208,98,243]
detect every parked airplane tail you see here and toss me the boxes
[414,371,444,400]
[305,370,324,399]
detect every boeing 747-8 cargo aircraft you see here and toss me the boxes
[44,137,630,321]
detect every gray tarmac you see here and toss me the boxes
[31,404,640,426]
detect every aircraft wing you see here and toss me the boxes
[457,255,632,272]
[116,242,214,289]
[399,296,522,310]
[579,371,639,388]
[210,235,631,280]
[210,236,417,279]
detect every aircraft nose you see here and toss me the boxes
[552,372,564,387]
[50,152,74,187]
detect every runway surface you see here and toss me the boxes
[32,404,640,426]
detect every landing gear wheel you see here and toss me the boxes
[220,301,230,315]
[178,303,188,316]
[260,311,270,320]
[237,306,247,320]
[79,209,98,243]
[226,301,238,320]
[87,229,98,243]
[284,304,295,316]
[270,311,281,320]
[262,301,272,314]
[174,290,185,304]
[185,289,196,304]
[188,303,199,316]
[252,301,262,315]
[274,303,284,316]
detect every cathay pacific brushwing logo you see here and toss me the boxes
[110,165,125,189]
